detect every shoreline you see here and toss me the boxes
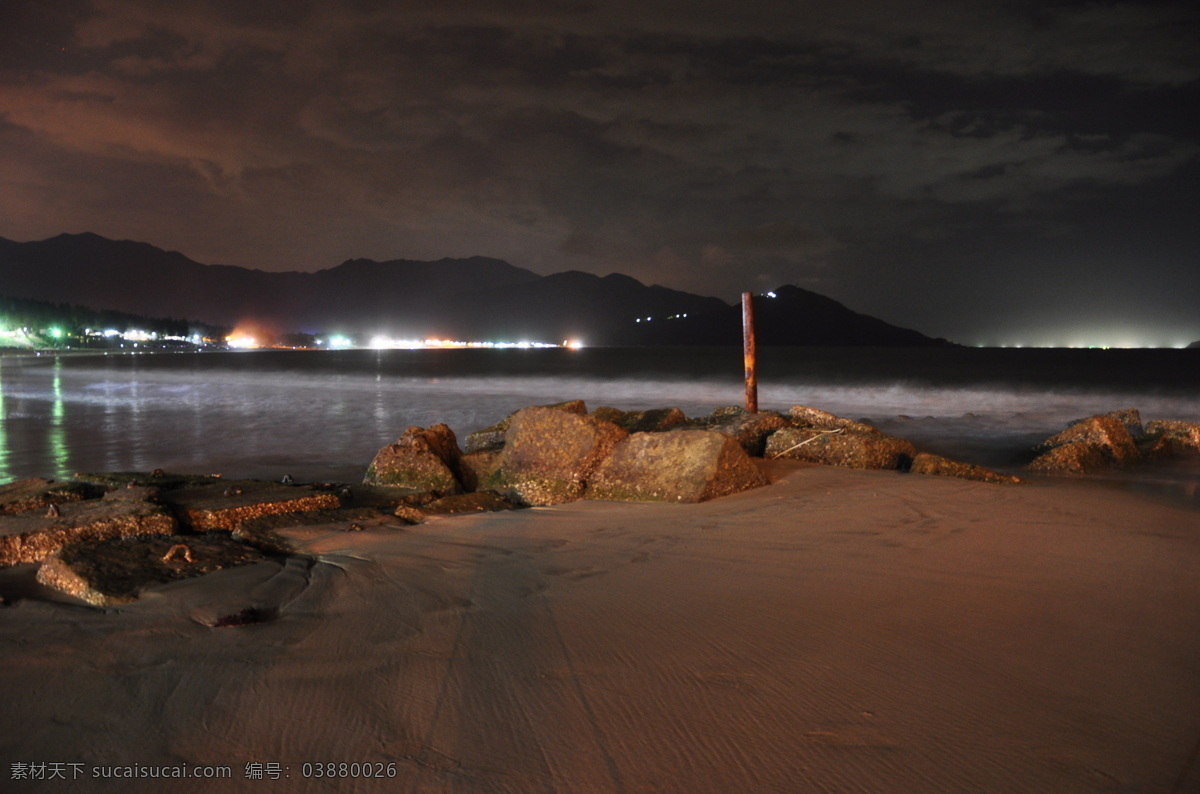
[1,461,1197,792]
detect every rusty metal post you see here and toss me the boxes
[742,291,758,413]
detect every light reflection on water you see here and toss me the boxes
[0,349,1197,489]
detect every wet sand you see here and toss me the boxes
[2,461,1198,792]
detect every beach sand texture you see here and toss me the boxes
[2,462,1198,792]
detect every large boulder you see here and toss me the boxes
[363,424,464,494]
[910,452,1021,485]
[483,406,627,505]
[1140,419,1200,459]
[465,400,588,453]
[0,500,177,567]
[587,430,769,503]
[704,408,792,457]
[1026,413,1140,474]
[765,426,916,470]
[458,450,501,493]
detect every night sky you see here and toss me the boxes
[2,1,1197,347]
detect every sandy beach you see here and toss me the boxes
[2,461,1198,793]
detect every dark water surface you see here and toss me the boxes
[2,347,1197,494]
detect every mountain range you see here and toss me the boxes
[0,233,952,347]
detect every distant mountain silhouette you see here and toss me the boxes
[0,233,951,346]
[624,284,953,347]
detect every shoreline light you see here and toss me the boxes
[364,336,582,350]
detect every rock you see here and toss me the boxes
[483,406,627,505]
[35,533,272,607]
[464,400,588,453]
[765,427,916,470]
[0,500,177,567]
[1025,443,1111,475]
[420,492,521,515]
[74,471,224,489]
[587,430,769,503]
[1107,408,1144,438]
[788,405,878,434]
[1027,414,1140,473]
[363,424,464,494]
[1140,419,1200,458]
[706,410,791,456]
[459,450,501,492]
[709,405,747,421]
[235,506,387,542]
[0,478,99,516]
[591,406,687,433]
[338,484,431,510]
[392,505,427,524]
[102,484,161,503]
[1064,408,1144,439]
[910,453,1021,485]
[159,481,342,532]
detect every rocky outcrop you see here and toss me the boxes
[910,453,1021,485]
[765,426,916,470]
[1027,413,1141,474]
[1140,419,1200,459]
[363,424,464,494]
[587,430,769,503]
[36,533,271,606]
[482,406,628,505]
[0,499,177,566]
[704,408,791,457]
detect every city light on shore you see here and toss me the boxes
[364,336,582,350]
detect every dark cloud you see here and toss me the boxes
[1,0,1197,345]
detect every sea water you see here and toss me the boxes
[1,347,1197,499]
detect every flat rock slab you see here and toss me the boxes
[339,484,432,509]
[36,533,272,606]
[394,491,523,524]
[0,500,177,567]
[588,430,769,503]
[0,478,99,516]
[421,492,522,515]
[74,471,225,489]
[159,481,342,531]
